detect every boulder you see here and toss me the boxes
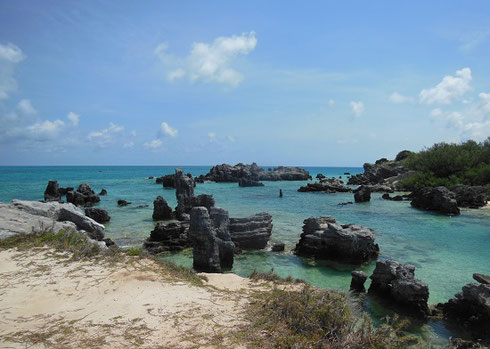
[295,216,379,264]
[316,173,326,180]
[156,174,177,188]
[350,270,367,292]
[143,220,190,254]
[410,186,460,215]
[354,185,371,203]
[452,185,488,208]
[191,194,215,211]
[369,260,430,319]
[117,200,131,206]
[238,178,264,187]
[84,208,111,223]
[66,184,100,207]
[99,189,107,196]
[298,178,351,193]
[348,159,409,186]
[229,212,273,249]
[473,273,490,285]
[152,196,173,220]
[271,242,285,252]
[382,193,404,201]
[44,180,61,202]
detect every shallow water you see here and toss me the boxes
[1,165,489,342]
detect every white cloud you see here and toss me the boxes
[144,139,162,149]
[208,132,216,141]
[350,101,364,118]
[389,92,414,104]
[88,122,124,147]
[328,99,335,106]
[419,68,472,105]
[161,122,178,137]
[156,32,257,87]
[17,99,37,115]
[67,112,80,126]
[26,119,65,141]
[123,141,135,149]
[0,43,25,101]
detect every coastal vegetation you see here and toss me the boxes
[400,138,490,190]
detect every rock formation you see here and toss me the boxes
[44,180,61,202]
[152,196,173,220]
[441,274,490,341]
[382,193,405,201]
[229,212,273,249]
[452,185,488,208]
[188,207,235,272]
[117,200,131,206]
[410,186,460,215]
[99,189,107,196]
[271,242,285,252]
[350,271,367,292]
[354,185,371,203]
[298,178,351,193]
[197,163,311,182]
[295,216,379,264]
[175,168,196,219]
[238,178,264,187]
[85,208,111,223]
[143,220,190,254]
[66,184,101,207]
[368,260,430,319]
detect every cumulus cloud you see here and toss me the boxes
[0,43,25,101]
[350,101,364,117]
[26,119,65,141]
[155,32,257,87]
[144,139,163,149]
[389,92,414,104]
[161,122,178,137]
[67,112,80,126]
[17,99,37,115]
[88,122,124,147]
[420,68,472,105]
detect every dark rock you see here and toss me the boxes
[144,220,190,253]
[473,273,490,285]
[369,260,430,319]
[117,200,131,206]
[382,193,404,201]
[395,150,413,162]
[66,184,100,207]
[84,208,111,223]
[175,168,195,219]
[192,194,215,211]
[411,186,460,215]
[316,173,326,180]
[279,189,283,197]
[209,207,235,269]
[443,281,490,341]
[350,271,367,292]
[229,212,273,249]
[344,172,351,175]
[148,176,154,179]
[295,216,379,264]
[271,242,285,252]
[375,158,389,165]
[452,185,488,208]
[156,174,177,188]
[338,201,353,206]
[152,196,173,220]
[59,187,72,196]
[103,238,116,247]
[298,178,351,193]
[348,160,409,186]
[238,178,264,187]
[99,189,107,196]
[201,163,311,182]
[354,185,371,203]
[366,184,394,193]
[44,180,61,202]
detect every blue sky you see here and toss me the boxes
[0,1,489,166]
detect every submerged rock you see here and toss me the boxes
[229,212,273,249]
[152,196,173,220]
[410,186,460,215]
[354,185,371,203]
[238,178,264,187]
[369,260,430,319]
[350,271,367,292]
[99,189,107,196]
[295,216,379,264]
[85,208,111,224]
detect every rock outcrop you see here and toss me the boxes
[452,185,488,208]
[143,220,190,254]
[99,189,107,196]
[382,193,405,201]
[354,185,371,203]
[117,200,131,206]
[368,260,430,319]
[350,271,367,292]
[229,213,273,249]
[442,274,490,340]
[271,242,285,252]
[188,207,235,272]
[44,180,61,202]
[66,184,101,207]
[175,168,196,219]
[238,178,264,187]
[410,186,460,215]
[84,208,111,224]
[298,178,351,193]
[197,163,311,183]
[366,184,394,193]
[295,216,379,264]
[152,196,173,220]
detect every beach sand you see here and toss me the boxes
[0,247,256,348]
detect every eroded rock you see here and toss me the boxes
[229,212,273,249]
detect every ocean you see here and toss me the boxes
[1,165,489,342]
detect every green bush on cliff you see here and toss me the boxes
[400,138,490,190]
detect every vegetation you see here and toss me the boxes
[399,138,490,190]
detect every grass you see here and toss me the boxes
[249,268,307,284]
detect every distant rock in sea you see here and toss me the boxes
[410,186,460,215]
[298,177,351,193]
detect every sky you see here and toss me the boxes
[0,1,489,166]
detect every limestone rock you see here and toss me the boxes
[66,184,100,207]
[410,186,460,215]
[229,212,273,249]
[452,185,488,208]
[354,185,371,203]
[44,180,61,202]
[350,271,367,292]
[143,220,190,254]
[152,196,173,220]
[298,178,351,193]
[85,208,111,223]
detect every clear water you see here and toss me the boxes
[1,166,489,343]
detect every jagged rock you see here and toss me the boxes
[443,281,490,340]
[188,207,234,272]
[229,212,273,249]
[66,184,100,207]
[117,200,131,206]
[144,220,190,253]
[366,184,394,193]
[350,271,367,292]
[152,196,173,220]
[199,163,311,182]
[148,176,154,179]
[344,172,351,175]
[156,174,177,188]
[44,180,61,202]
[369,260,430,319]
[316,173,326,180]
[175,168,195,219]
[298,178,351,193]
[85,208,111,223]
[382,193,405,201]
[59,187,72,196]
[473,273,490,285]
[452,185,488,208]
[238,178,264,187]
[271,242,285,252]
[354,185,371,203]
[348,159,409,186]
[103,238,116,247]
[99,189,107,196]
[191,194,215,211]
[338,201,353,206]
[411,186,460,215]
[295,216,379,264]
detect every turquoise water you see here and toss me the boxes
[1,166,489,342]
